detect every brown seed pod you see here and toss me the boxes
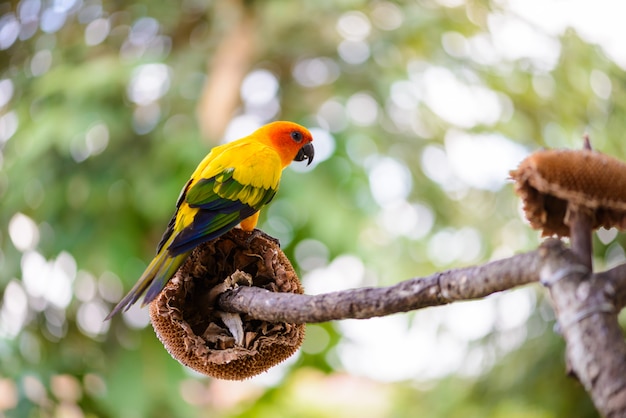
[149,228,305,380]
[510,149,626,236]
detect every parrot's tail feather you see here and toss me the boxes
[141,252,189,306]
[104,248,189,320]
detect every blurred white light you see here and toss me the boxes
[532,73,555,99]
[21,250,75,309]
[129,17,159,45]
[0,280,29,338]
[132,103,161,135]
[337,11,371,41]
[77,300,110,337]
[78,4,102,24]
[339,316,415,381]
[9,213,40,252]
[19,0,42,22]
[21,251,48,300]
[371,2,403,31]
[467,33,499,66]
[98,271,124,303]
[597,227,618,245]
[316,99,348,133]
[222,115,262,143]
[445,130,528,191]
[421,145,464,193]
[428,227,483,266]
[46,251,76,309]
[416,66,502,128]
[303,255,365,295]
[122,302,151,329]
[295,239,330,271]
[0,111,18,144]
[389,80,420,110]
[127,63,171,105]
[53,0,78,13]
[292,57,340,88]
[0,14,20,50]
[487,13,561,71]
[346,134,378,165]
[507,0,626,69]
[334,279,534,383]
[337,40,370,65]
[436,0,466,7]
[74,271,97,302]
[71,121,112,159]
[85,123,109,156]
[346,92,378,126]
[378,201,434,239]
[30,49,52,76]
[338,313,468,381]
[428,229,457,266]
[0,79,13,107]
[40,7,67,33]
[22,375,47,405]
[85,18,110,46]
[244,97,280,122]
[444,299,495,340]
[441,31,469,58]
[590,70,612,100]
[264,216,294,248]
[367,156,412,207]
[240,69,279,105]
[495,288,534,331]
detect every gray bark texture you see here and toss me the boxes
[217,239,626,417]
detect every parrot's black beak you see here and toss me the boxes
[294,143,315,166]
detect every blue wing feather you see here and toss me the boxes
[167,205,257,255]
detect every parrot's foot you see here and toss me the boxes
[247,228,281,247]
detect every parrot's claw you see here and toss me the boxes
[247,228,281,247]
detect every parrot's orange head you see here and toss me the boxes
[256,121,315,168]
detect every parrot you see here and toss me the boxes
[105,121,314,319]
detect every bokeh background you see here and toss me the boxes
[2,0,626,416]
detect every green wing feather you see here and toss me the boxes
[106,141,282,318]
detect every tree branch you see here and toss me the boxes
[540,239,626,418]
[217,249,542,323]
[197,230,626,416]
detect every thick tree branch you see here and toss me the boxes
[186,228,626,417]
[567,205,594,269]
[217,249,542,323]
[540,239,626,418]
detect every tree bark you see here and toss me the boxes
[540,240,626,418]
[216,239,626,417]
[218,249,541,323]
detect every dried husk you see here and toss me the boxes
[149,228,305,380]
[511,149,626,236]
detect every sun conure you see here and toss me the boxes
[106,121,314,319]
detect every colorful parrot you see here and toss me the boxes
[105,121,314,319]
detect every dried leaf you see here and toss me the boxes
[511,149,626,236]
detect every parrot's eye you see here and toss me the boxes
[290,131,303,143]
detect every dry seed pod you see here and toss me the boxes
[149,228,305,380]
[510,149,626,236]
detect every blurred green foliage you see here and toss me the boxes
[1,0,623,416]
